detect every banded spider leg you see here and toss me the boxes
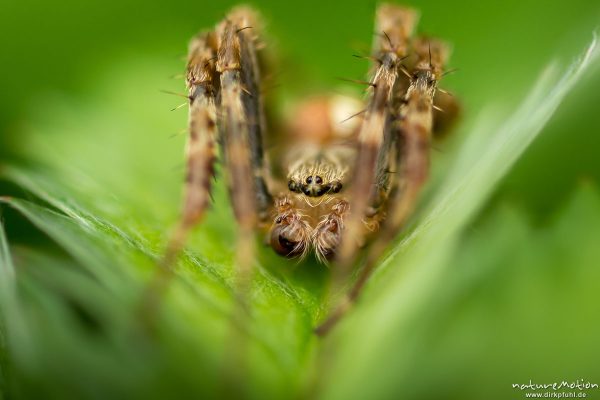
[144,7,273,316]
[317,8,456,335]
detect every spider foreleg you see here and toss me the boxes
[317,36,453,336]
[216,22,260,295]
[323,108,430,320]
[227,7,273,222]
[334,5,416,271]
[139,32,219,328]
[159,33,221,265]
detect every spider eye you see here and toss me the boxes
[315,187,326,196]
[314,176,323,184]
[306,176,313,184]
[288,180,298,192]
[269,226,304,257]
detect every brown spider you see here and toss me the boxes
[163,3,459,334]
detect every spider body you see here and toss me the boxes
[166,3,459,333]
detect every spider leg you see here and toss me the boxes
[216,7,273,291]
[316,37,452,336]
[384,37,451,230]
[227,7,273,221]
[142,9,273,322]
[322,4,418,320]
[139,32,220,325]
[214,12,277,392]
[162,32,220,266]
[334,5,417,267]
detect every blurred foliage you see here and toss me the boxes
[1,0,600,399]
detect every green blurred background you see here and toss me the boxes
[1,0,600,399]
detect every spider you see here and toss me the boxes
[163,3,459,334]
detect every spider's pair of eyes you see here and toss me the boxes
[305,175,323,184]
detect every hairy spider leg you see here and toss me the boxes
[320,5,418,332]
[138,32,220,325]
[216,7,273,292]
[142,8,275,328]
[316,36,453,336]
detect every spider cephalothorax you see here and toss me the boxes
[165,3,459,333]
